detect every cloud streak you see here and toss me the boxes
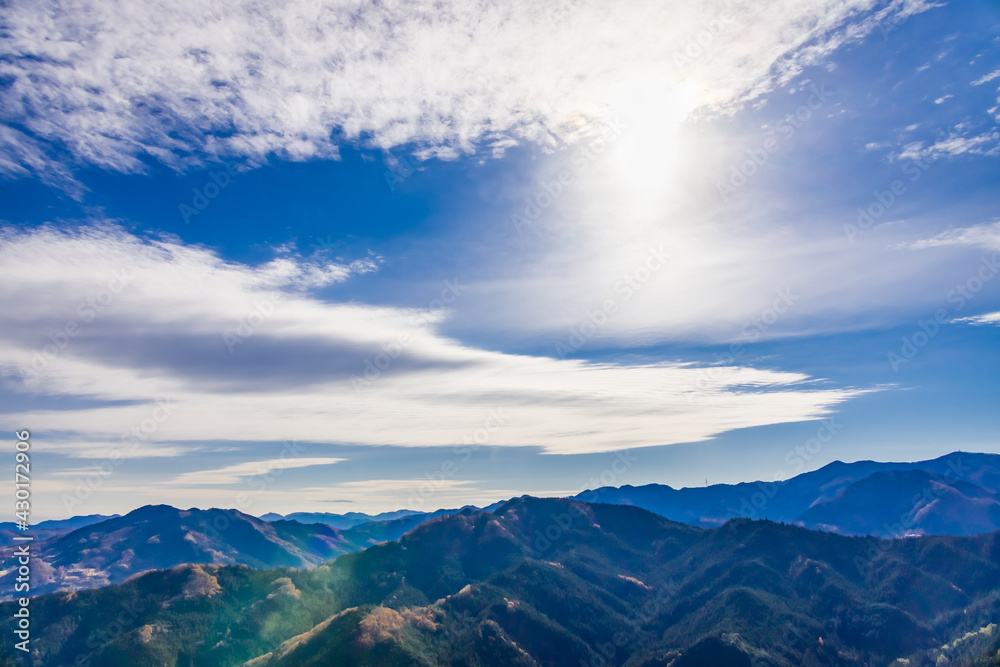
[953,311,1000,326]
[906,221,1000,252]
[170,457,346,485]
[0,225,864,456]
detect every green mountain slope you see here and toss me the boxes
[3,497,1000,666]
[0,506,463,599]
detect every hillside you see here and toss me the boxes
[0,506,474,599]
[0,506,354,598]
[4,497,1000,666]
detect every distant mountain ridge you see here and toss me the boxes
[0,505,450,599]
[0,513,118,542]
[0,506,345,598]
[0,506,475,599]
[575,451,1000,537]
[258,509,423,530]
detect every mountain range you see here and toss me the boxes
[4,451,1000,603]
[0,506,451,599]
[577,451,1000,537]
[0,506,483,600]
[4,496,1000,666]
[0,514,118,543]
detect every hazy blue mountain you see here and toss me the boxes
[0,505,354,598]
[0,513,119,543]
[259,509,423,529]
[577,451,1000,536]
[797,468,1000,536]
[0,507,472,599]
[4,497,1000,666]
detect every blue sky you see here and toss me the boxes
[1,0,998,519]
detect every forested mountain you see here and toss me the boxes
[4,497,1000,666]
[0,505,435,599]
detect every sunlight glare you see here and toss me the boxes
[606,77,700,200]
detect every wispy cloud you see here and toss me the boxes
[71,481,529,516]
[292,480,538,513]
[897,133,1000,161]
[0,225,864,456]
[170,457,346,485]
[953,311,1000,326]
[0,0,933,184]
[906,221,1000,252]
[972,68,1000,86]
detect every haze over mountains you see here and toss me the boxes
[4,496,1000,666]
[580,451,1000,537]
[0,514,117,543]
[0,506,465,599]
[3,452,999,604]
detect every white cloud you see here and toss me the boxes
[897,132,1000,161]
[0,225,864,457]
[44,443,197,459]
[972,68,1000,86]
[953,311,1000,326]
[51,481,528,517]
[0,0,933,183]
[439,120,989,349]
[315,480,546,513]
[170,457,346,485]
[907,221,1000,252]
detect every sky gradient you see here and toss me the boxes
[1,0,998,520]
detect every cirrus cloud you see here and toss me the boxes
[0,225,866,456]
[0,0,934,187]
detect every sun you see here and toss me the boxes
[604,75,701,199]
